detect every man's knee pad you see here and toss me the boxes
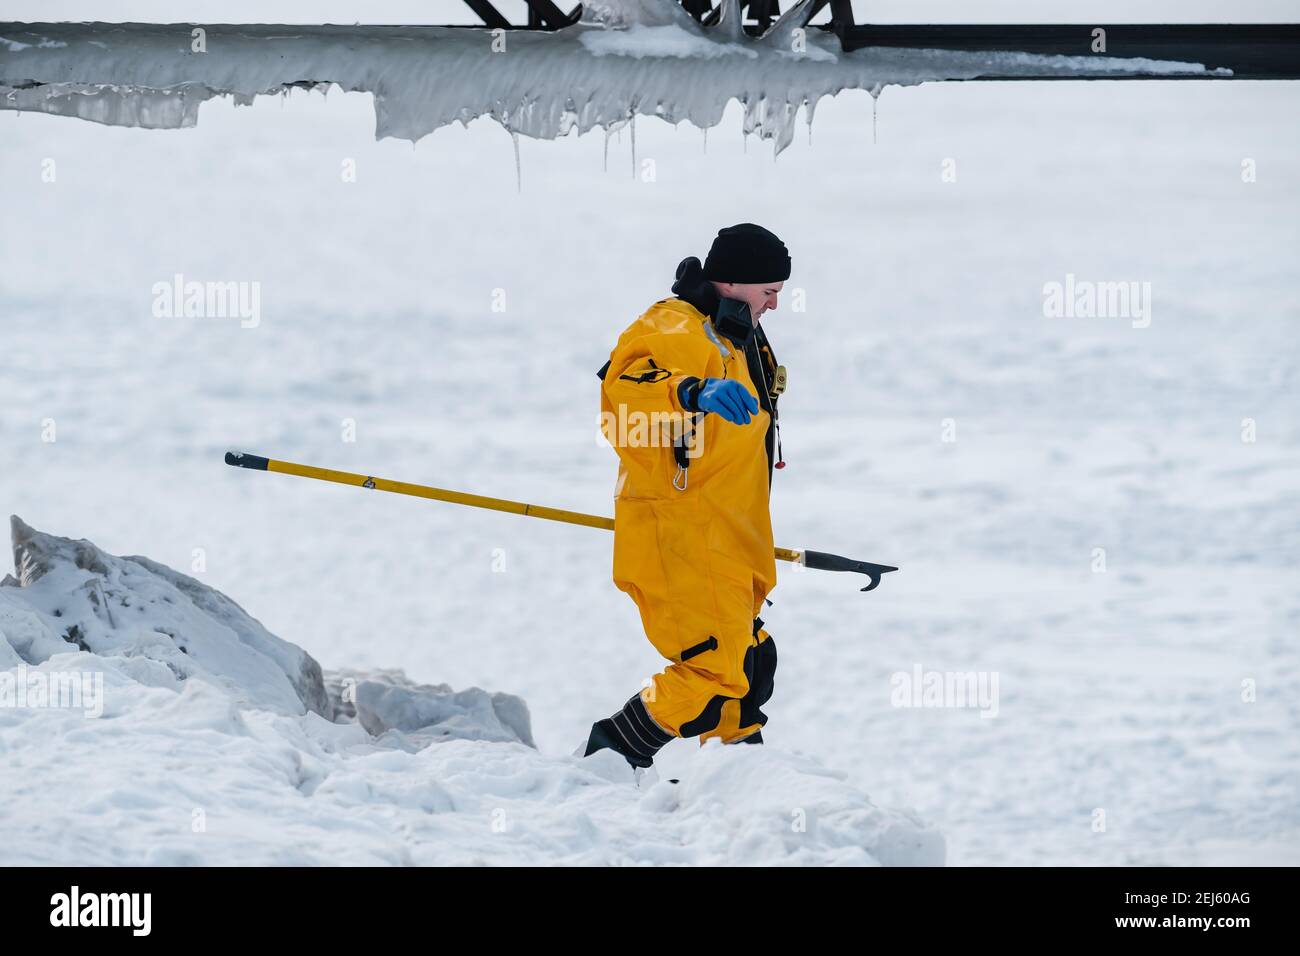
[692,631,780,744]
[739,634,777,729]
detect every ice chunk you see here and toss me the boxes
[324,668,534,748]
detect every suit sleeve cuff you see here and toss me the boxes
[674,376,703,413]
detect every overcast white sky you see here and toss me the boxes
[0,1,1296,24]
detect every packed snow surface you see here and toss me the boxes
[0,516,944,865]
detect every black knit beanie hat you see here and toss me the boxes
[701,223,792,284]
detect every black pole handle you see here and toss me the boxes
[225,451,269,470]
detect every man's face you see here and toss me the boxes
[715,280,785,325]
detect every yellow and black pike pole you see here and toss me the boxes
[224,451,897,592]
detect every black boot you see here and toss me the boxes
[583,693,673,769]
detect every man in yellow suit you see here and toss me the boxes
[583,223,790,770]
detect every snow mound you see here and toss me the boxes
[0,516,942,864]
[0,6,1227,155]
[3,514,328,717]
[632,742,946,865]
[0,515,532,747]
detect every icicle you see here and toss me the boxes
[630,113,636,180]
[603,126,610,173]
[869,83,883,145]
[702,125,708,154]
[511,130,522,193]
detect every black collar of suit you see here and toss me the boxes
[671,256,757,349]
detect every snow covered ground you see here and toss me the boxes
[1,516,940,865]
[1,7,1298,865]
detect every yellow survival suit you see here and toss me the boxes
[585,247,787,767]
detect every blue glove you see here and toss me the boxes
[695,378,759,425]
